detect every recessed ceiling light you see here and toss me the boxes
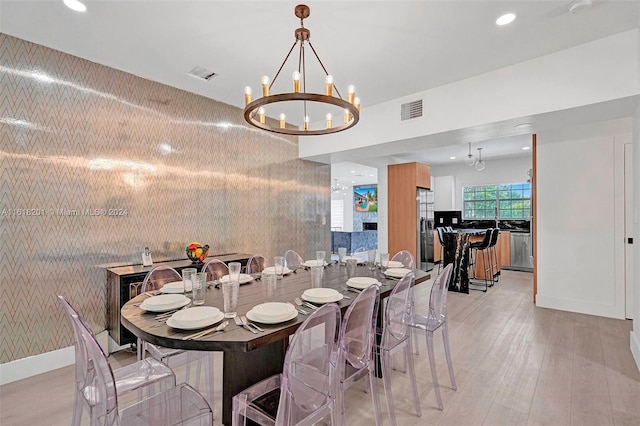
[496,13,516,26]
[351,181,356,184]
[514,122,532,129]
[64,0,87,12]
[369,174,374,177]
[350,170,356,174]
[522,146,531,150]
[450,156,456,160]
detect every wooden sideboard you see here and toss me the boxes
[106,253,251,346]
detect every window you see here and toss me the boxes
[463,183,531,219]
[331,199,344,231]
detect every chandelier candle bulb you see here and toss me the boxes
[293,71,301,93]
[325,74,334,96]
[258,107,265,124]
[279,113,286,129]
[354,97,361,112]
[347,85,356,104]
[326,113,332,129]
[244,86,252,105]
[344,108,350,124]
[304,115,310,131]
[261,76,270,96]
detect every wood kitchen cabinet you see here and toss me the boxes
[388,162,431,261]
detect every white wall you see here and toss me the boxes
[431,155,532,211]
[331,188,354,232]
[433,176,455,211]
[536,119,630,319]
[632,100,640,370]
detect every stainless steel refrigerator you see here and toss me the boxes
[416,188,435,271]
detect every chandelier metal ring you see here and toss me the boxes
[244,93,359,136]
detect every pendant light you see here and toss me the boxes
[464,142,475,166]
[475,148,486,171]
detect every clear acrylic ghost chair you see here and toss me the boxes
[351,247,368,262]
[139,266,215,411]
[246,254,268,274]
[390,250,415,269]
[408,264,456,410]
[284,250,304,270]
[58,296,176,426]
[232,303,341,426]
[201,258,229,287]
[376,272,422,426]
[336,285,382,426]
[78,316,212,426]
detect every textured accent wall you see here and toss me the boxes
[0,34,330,363]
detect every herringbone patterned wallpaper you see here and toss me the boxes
[0,34,330,363]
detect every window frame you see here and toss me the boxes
[462,182,531,220]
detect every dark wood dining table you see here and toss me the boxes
[121,262,431,426]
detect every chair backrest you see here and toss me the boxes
[246,254,268,274]
[284,250,304,269]
[436,227,445,244]
[445,226,454,232]
[58,295,93,394]
[201,258,229,282]
[278,303,341,425]
[428,264,454,327]
[391,250,415,269]
[478,229,493,249]
[78,307,120,425]
[141,265,182,293]
[489,228,500,247]
[382,272,414,346]
[338,284,379,371]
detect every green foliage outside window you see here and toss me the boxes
[463,183,531,219]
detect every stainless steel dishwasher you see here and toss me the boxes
[509,232,533,272]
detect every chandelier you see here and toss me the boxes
[475,148,486,171]
[331,179,347,195]
[243,4,360,136]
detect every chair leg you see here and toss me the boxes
[367,370,383,426]
[442,324,457,391]
[426,332,444,410]
[405,342,422,417]
[381,351,398,426]
[71,392,83,426]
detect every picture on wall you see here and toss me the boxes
[354,185,378,212]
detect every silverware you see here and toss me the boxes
[289,302,308,315]
[181,321,228,340]
[294,297,317,311]
[241,315,263,332]
[234,316,258,334]
[154,304,189,320]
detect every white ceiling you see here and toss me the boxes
[1,0,638,183]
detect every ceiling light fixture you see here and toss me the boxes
[243,4,359,136]
[331,179,347,195]
[522,146,531,150]
[475,148,486,171]
[63,0,87,12]
[465,142,476,166]
[496,12,516,26]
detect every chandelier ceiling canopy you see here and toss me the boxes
[243,4,360,136]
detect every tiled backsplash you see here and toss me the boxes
[0,34,330,363]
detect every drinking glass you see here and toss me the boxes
[222,279,239,318]
[346,258,358,279]
[379,252,390,271]
[316,250,326,266]
[182,268,197,296]
[192,272,207,305]
[273,256,285,280]
[367,249,377,271]
[262,271,277,301]
[228,262,241,281]
[310,265,323,288]
[338,247,347,264]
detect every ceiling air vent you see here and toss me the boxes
[401,99,422,121]
[188,66,217,81]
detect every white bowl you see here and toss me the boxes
[384,268,412,278]
[346,277,380,289]
[302,288,340,301]
[160,280,192,293]
[171,306,221,326]
[141,294,188,308]
[252,302,296,321]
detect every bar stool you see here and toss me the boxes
[436,227,446,272]
[468,229,492,292]
[489,228,500,283]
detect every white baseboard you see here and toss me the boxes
[0,330,109,386]
[631,330,640,372]
[536,294,625,319]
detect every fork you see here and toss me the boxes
[290,302,309,315]
[234,315,258,334]
[294,297,317,311]
[241,315,264,332]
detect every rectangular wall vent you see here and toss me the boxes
[188,66,218,81]
[401,99,423,120]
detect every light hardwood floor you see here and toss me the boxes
[1,270,639,425]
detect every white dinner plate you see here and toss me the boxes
[384,268,412,278]
[166,311,224,330]
[220,274,254,285]
[171,306,222,327]
[246,308,298,324]
[343,256,365,264]
[302,260,328,267]
[140,294,191,312]
[346,277,381,289]
[262,266,293,275]
[160,280,192,294]
[382,260,405,269]
[251,302,297,321]
[301,288,344,304]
